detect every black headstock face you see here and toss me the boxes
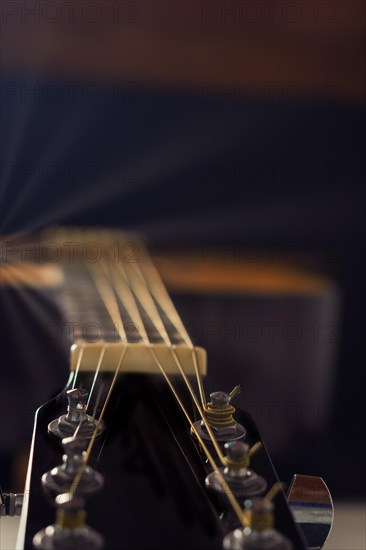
[23,372,307,550]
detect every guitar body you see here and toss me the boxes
[21,372,306,550]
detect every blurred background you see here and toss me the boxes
[0,1,365,547]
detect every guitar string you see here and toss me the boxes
[69,249,132,494]
[102,253,224,466]
[86,345,107,408]
[135,244,192,344]
[63,233,179,477]
[116,250,262,487]
[147,345,245,527]
[100,242,225,465]
[116,249,225,465]
[131,245,207,407]
[70,228,131,441]
[71,345,85,389]
[82,238,133,412]
[102,230,202,415]
[89,245,245,527]
[61,229,167,442]
[99,229,171,347]
[70,328,107,440]
[129,258,207,408]
[92,383,106,419]
[83,240,215,464]
[169,345,226,464]
[70,346,128,497]
[69,235,245,527]
[100,255,150,345]
[86,260,127,343]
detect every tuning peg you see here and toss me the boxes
[223,498,293,550]
[225,441,248,463]
[205,441,267,501]
[210,391,232,409]
[191,387,246,442]
[48,388,105,439]
[33,493,104,549]
[42,436,104,499]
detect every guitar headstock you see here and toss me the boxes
[19,371,310,550]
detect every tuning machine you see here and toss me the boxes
[42,436,104,500]
[223,498,293,550]
[206,441,267,500]
[33,493,104,549]
[192,386,246,442]
[48,388,105,440]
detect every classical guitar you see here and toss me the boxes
[0,228,333,549]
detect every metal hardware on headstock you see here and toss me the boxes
[0,488,24,517]
[205,441,267,500]
[191,386,246,442]
[223,498,293,550]
[48,388,105,440]
[33,493,104,550]
[42,437,104,500]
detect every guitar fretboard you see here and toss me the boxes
[41,228,206,375]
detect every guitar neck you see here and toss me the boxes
[40,227,207,375]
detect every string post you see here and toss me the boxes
[243,499,274,532]
[66,389,88,423]
[224,441,250,470]
[223,497,293,550]
[55,494,87,529]
[33,493,104,550]
[193,387,246,442]
[48,388,105,440]
[205,389,239,429]
[206,441,267,500]
[42,437,104,499]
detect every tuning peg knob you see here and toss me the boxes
[191,386,246,442]
[223,499,293,549]
[225,441,248,463]
[63,436,88,458]
[48,388,104,440]
[205,441,267,501]
[33,493,104,549]
[65,389,88,423]
[210,391,231,409]
[42,437,104,499]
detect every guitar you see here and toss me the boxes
[1,228,333,549]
